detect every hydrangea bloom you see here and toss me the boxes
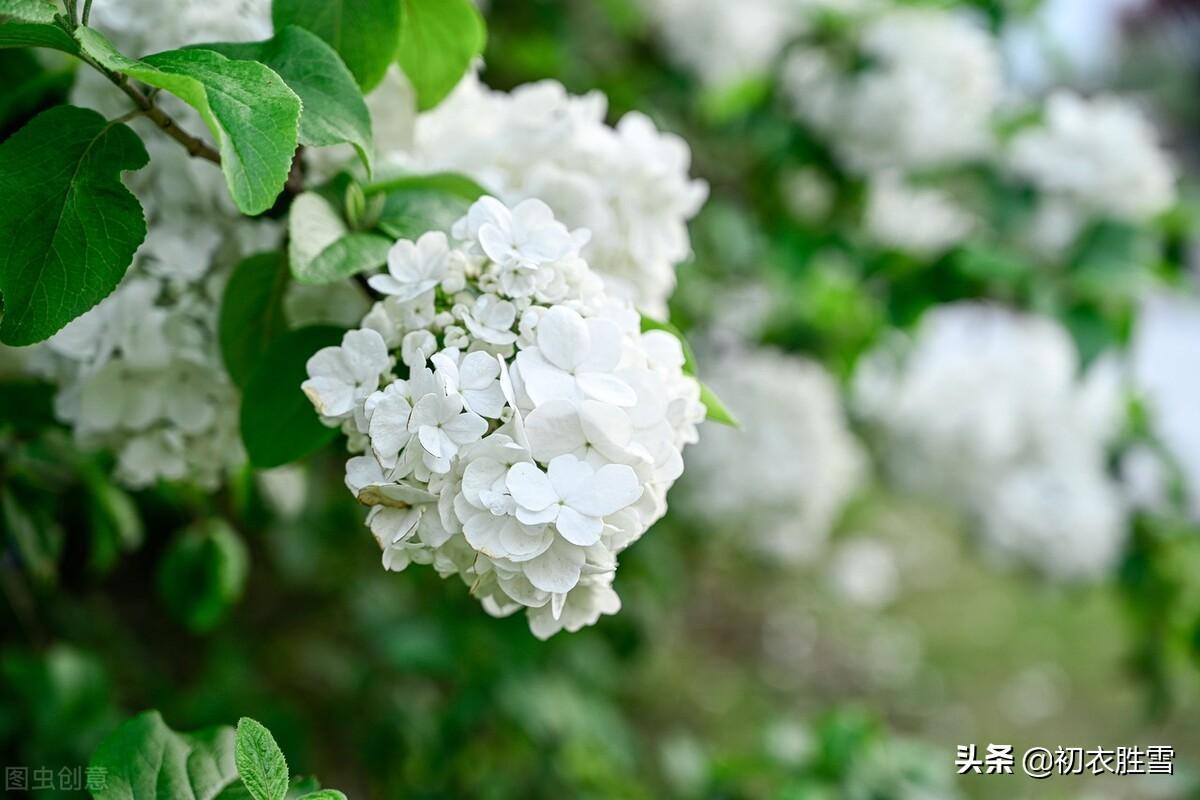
[305,197,705,637]
[366,74,708,318]
[782,6,1002,173]
[21,0,279,488]
[681,347,865,563]
[1007,91,1177,225]
[864,173,975,256]
[853,303,1127,580]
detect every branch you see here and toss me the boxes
[109,74,222,164]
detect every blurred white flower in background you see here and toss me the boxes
[682,346,866,562]
[828,538,900,608]
[1007,91,1176,225]
[854,303,1128,579]
[783,6,1002,173]
[21,0,280,488]
[864,173,975,257]
[1130,293,1200,521]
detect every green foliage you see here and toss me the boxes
[0,49,74,136]
[0,20,79,53]
[76,28,301,215]
[204,26,374,174]
[157,520,249,633]
[398,0,487,111]
[0,380,56,432]
[239,325,346,468]
[0,105,147,345]
[0,0,58,22]
[89,711,239,800]
[288,191,392,284]
[272,0,403,92]
[235,717,290,800]
[220,252,292,388]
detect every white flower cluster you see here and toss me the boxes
[303,197,705,638]
[400,74,708,318]
[782,6,1002,173]
[1007,91,1177,225]
[682,346,865,563]
[22,0,279,488]
[864,173,975,257]
[853,303,1127,580]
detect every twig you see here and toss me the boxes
[99,67,222,164]
[82,0,93,25]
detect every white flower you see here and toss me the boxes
[865,173,974,256]
[369,231,451,301]
[514,306,637,407]
[460,293,518,346]
[1007,91,1176,223]
[302,328,391,421]
[431,349,506,418]
[305,196,706,636]
[507,454,642,545]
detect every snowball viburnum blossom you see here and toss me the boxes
[305,197,706,638]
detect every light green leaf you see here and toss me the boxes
[0,105,147,346]
[288,191,390,284]
[202,26,373,173]
[157,520,249,633]
[219,251,291,387]
[272,0,402,92]
[363,171,488,200]
[398,0,486,111]
[700,382,739,427]
[0,0,57,22]
[240,325,346,468]
[297,792,347,800]
[90,711,239,800]
[76,28,301,215]
[367,172,486,241]
[235,718,289,800]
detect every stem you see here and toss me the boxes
[89,61,221,164]
[82,0,93,25]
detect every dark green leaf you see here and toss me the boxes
[0,20,77,52]
[203,26,373,173]
[76,28,301,215]
[288,191,390,284]
[0,49,74,135]
[84,475,143,575]
[1,485,61,583]
[367,172,486,240]
[157,520,249,633]
[398,0,486,111]
[219,251,291,387]
[0,105,147,345]
[272,0,402,92]
[90,711,239,800]
[700,382,738,427]
[235,718,289,800]
[240,325,345,468]
[0,380,56,431]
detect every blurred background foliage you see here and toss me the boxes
[5,0,1200,798]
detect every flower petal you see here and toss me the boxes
[555,506,604,546]
[526,399,587,462]
[523,538,585,594]
[537,306,589,371]
[506,462,557,511]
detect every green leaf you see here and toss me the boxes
[90,711,239,800]
[288,191,390,284]
[76,28,301,215]
[240,325,345,468]
[219,251,291,387]
[157,520,249,633]
[0,380,56,432]
[235,718,289,800]
[0,49,75,133]
[0,0,57,22]
[0,20,76,52]
[398,0,486,111]
[297,792,347,800]
[700,382,739,427]
[2,485,61,583]
[367,172,486,241]
[272,0,402,92]
[84,476,143,575]
[202,26,373,174]
[0,105,147,346]
[639,315,698,376]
